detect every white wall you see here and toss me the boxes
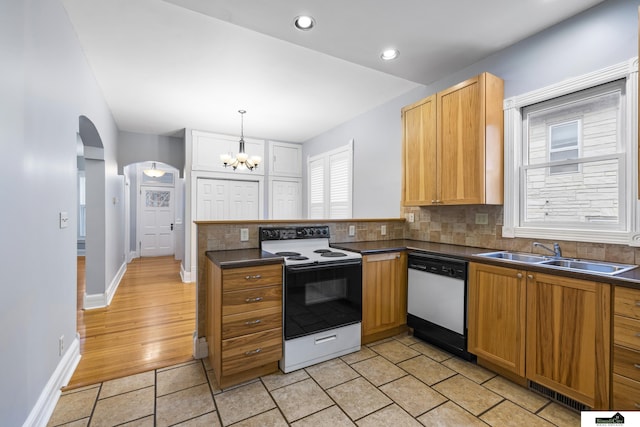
[0,0,122,424]
[303,0,638,219]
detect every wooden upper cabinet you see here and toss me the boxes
[402,95,437,205]
[402,72,504,206]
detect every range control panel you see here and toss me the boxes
[259,226,330,241]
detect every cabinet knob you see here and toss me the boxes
[245,274,262,280]
[527,274,534,280]
[244,348,262,356]
[245,297,263,303]
[516,273,523,279]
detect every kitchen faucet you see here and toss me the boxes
[533,242,562,258]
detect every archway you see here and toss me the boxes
[77,115,106,308]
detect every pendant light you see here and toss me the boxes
[143,162,165,178]
[220,110,261,171]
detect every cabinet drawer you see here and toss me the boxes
[615,287,640,320]
[613,345,640,382]
[222,306,282,339]
[221,328,282,375]
[614,315,640,351]
[612,374,640,410]
[222,286,282,316]
[223,265,282,291]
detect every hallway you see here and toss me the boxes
[67,256,196,389]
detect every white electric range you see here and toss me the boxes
[260,226,362,373]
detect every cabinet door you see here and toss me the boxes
[526,272,610,409]
[402,95,437,206]
[362,252,407,336]
[269,141,302,177]
[437,76,484,205]
[468,262,526,376]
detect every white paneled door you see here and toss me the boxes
[140,187,175,257]
[270,179,301,219]
[197,178,259,220]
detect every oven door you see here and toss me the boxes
[284,260,362,340]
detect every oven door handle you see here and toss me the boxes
[286,259,362,272]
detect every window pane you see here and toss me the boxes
[526,89,620,166]
[550,122,578,149]
[523,158,620,226]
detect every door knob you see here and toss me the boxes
[170,223,174,231]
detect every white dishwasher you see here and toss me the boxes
[407,252,473,360]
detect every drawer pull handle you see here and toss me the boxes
[245,274,262,280]
[635,301,640,307]
[245,348,262,356]
[245,319,262,325]
[245,297,263,303]
[635,403,640,409]
[636,333,640,338]
[315,334,337,345]
[634,364,640,369]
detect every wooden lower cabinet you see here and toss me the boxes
[526,272,610,409]
[468,263,526,377]
[362,251,408,344]
[612,286,640,409]
[207,260,283,388]
[469,262,611,409]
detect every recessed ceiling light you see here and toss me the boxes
[294,15,315,31]
[380,49,399,61]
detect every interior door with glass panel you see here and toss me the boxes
[140,186,175,256]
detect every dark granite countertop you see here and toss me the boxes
[331,239,640,289]
[206,249,283,269]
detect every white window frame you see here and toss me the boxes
[503,58,639,245]
[307,140,354,219]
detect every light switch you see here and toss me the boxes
[59,211,69,229]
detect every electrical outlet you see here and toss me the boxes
[348,225,355,236]
[240,228,249,241]
[59,335,64,356]
[381,225,387,236]
[475,213,489,225]
[406,213,415,223]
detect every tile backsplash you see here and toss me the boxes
[402,205,640,265]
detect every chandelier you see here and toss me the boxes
[220,110,261,171]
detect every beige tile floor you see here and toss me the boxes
[48,333,581,426]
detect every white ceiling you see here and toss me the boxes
[62,0,604,142]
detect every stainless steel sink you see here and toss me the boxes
[539,259,637,275]
[475,251,637,276]
[476,251,548,263]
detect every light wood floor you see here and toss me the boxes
[66,256,196,390]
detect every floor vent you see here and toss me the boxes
[528,381,589,412]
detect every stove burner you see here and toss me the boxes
[313,249,332,254]
[321,252,347,257]
[275,251,301,257]
[287,256,309,261]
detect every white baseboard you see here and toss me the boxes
[84,260,126,310]
[180,263,195,283]
[23,335,81,427]
[193,333,208,359]
[105,261,126,306]
[84,292,106,310]
[127,250,139,263]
